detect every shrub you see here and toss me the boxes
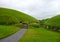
[14,23,23,28]
[30,23,40,28]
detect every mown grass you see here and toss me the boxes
[19,26,60,42]
[0,25,21,39]
[45,15,60,28]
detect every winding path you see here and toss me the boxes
[0,26,27,42]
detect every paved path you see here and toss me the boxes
[0,28,27,42]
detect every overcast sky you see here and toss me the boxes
[0,0,60,19]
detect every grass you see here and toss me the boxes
[0,25,21,39]
[0,15,19,25]
[0,8,38,23]
[45,15,60,28]
[19,26,60,42]
[0,7,38,39]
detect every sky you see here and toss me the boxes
[0,0,60,19]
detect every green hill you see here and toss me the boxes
[0,15,19,25]
[0,7,38,39]
[0,8,38,25]
[45,15,60,28]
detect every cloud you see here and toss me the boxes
[0,0,60,19]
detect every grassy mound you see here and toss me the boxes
[0,15,19,25]
[45,15,60,28]
[0,8,38,24]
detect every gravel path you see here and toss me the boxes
[0,28,27,42]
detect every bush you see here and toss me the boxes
[14,23,23,28]
[30,23,40,28]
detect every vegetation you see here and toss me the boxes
[0,25,20,39]
[19,26,60,42]
[39,18,49,24]
[29,23,40,28]
[45,15,60,28]
[0,7,60,42]
[0,15,19,25]
[0,8,38,23]
[0,7,38,39]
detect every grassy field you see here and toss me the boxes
[0,25,21,39]
[19,26,60,42]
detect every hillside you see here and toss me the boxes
[0,8,38,24]
[0,15,19,25]
[0,7,39,39]
[45,15,60,28]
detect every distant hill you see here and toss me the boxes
[0,8,38,24]
[45,15,60,28]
